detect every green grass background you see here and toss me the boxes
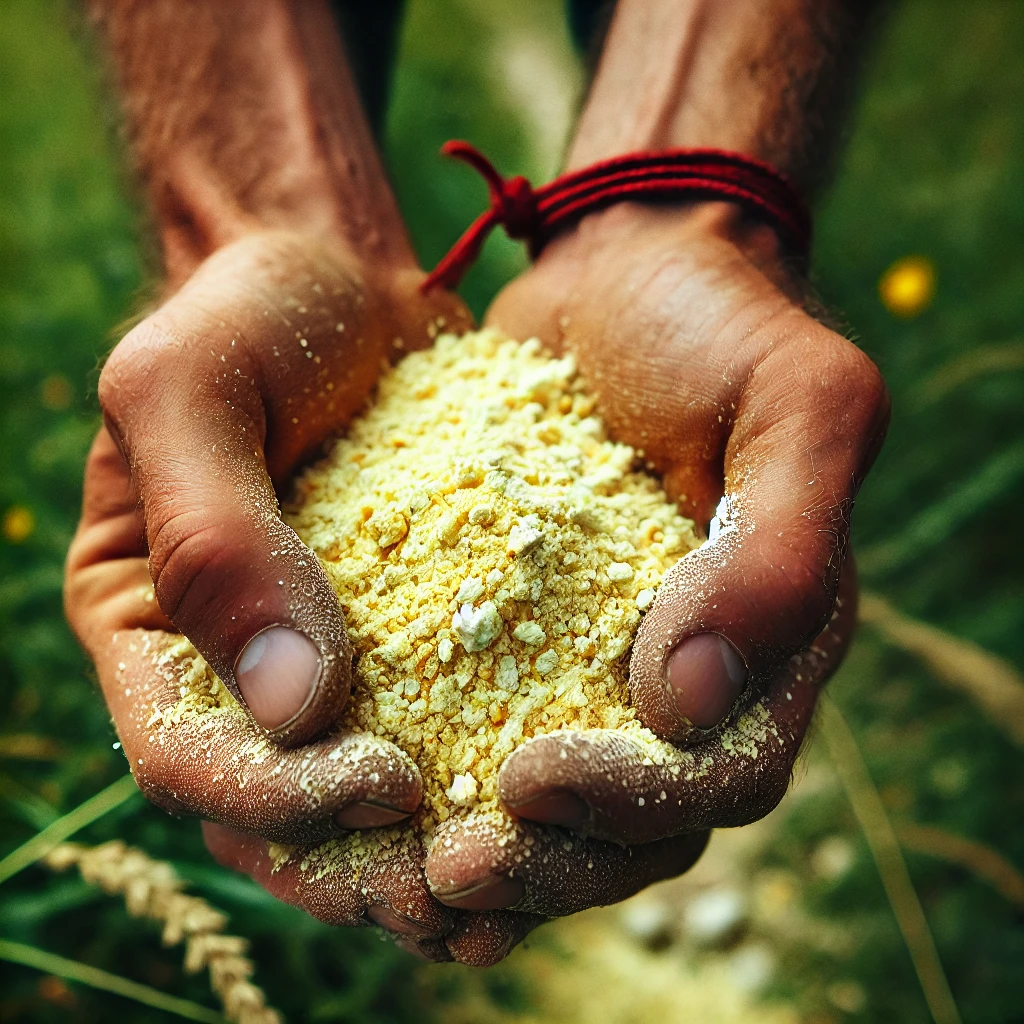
[1,0,1022,1021]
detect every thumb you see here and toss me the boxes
[631,323,889,741]
[99,315,348,748]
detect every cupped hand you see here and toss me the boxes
[65,230,471,937]
[420,201,889,935]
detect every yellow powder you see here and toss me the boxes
[282,329,699,834]
[152,329,703,852]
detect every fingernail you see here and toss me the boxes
[666,632,747,730]
[235,626,321,731]
[509,789,591,827]
[367,905,436,938]
[335,801,412,830]
[433,874,525,911]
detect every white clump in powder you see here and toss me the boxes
[507,514,544,556]
[535,650,560,675]
[447,772,479,806]
[496,655,519,691]
[452,601,504,652]
[607,561,635,583]
[456,577,485,604]
[513,621,547,646]
[469,504,495,526]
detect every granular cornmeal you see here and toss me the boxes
[151,329,702,850]
[281,328,701,835]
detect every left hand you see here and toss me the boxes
[417,200,888,948]
[65,231,472,948]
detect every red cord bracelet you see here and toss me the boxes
[422,140,811,292]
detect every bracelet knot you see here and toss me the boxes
[440,140,539,239]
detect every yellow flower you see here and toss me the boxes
[40,373,73,410]
[3,506,34,544]
[879,256,936,318]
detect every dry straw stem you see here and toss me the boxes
[0,733,64,760]
[45,841,282,1024]
[819,697,962,1024]
[913,338,1024,408]
[859,591,1024,746]
[896,823,1024,910]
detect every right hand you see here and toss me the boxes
[65,229,471,937]
[416,201,887,955]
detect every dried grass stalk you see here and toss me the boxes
[859,591,1024,746]
[820,698,962,1024]
[45,841,282,1024]
[913,339,1024,408]
[897,823,1024,909]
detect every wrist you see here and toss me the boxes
[538,200,799,291]
[154,152,417,293]
[91,0,415,290]
[567,0,878,202]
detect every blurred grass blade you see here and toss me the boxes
[859,592,1024,745]
[0,938,223,1023]
[820,698,962,1024]
[0,774,138,885]
[913,339,1024,408]
[859,439,1024,576]
[0,773,61,831]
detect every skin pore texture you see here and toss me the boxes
[65,0,888,964]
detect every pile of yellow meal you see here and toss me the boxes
[279,329,699,836]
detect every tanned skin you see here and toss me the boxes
[67,0,887,963]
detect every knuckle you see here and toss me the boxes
[841,344,890,426]
[129,753,186,815]
[752,746,801,817]
[147,509,227,623]
[710,741,799,829]
[61,574,87,644]
[733,772,791,827]
[770,538,841,638]
[98,319,181,423]
[854,350,890,417]
[819,335,892,435]
[719,534,841,660]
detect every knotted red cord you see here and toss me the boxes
[422,140,811,292]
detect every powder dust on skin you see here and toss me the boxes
[148,329,718,878]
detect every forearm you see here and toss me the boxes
[88,0,414,288]
[569,0,882,199]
